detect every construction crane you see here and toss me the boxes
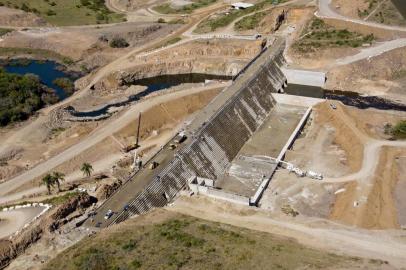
[123,112,142,153]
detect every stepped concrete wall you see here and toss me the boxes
[110,40,287,225]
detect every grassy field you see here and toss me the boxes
[234,11,266,31]
[294,18,374,53]
[0,0,124,26]
[43,210,383,270]
[153,0,216,14]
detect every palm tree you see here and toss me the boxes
[42,174,54,195]
[52,171,65,192]
[81,162,93,178]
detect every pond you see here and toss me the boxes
[284,84,406,111]
[1,60,77,100]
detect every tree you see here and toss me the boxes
[42,174,54,195]
[52,171,65,192]
[81,163,93,178]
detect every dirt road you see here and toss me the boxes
[325,139,406,183]
[333,38,406,67]
[317,0,406,32]
[0,83,229,204]
[168,196,406,268]
[0,206,45,239]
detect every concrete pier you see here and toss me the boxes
[281,68,326,87]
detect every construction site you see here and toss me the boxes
[0,0,406,269]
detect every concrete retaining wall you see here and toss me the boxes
[249,106,313,205]
[281,68,326,87]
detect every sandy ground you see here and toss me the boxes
[0,207,45,239]
[326,45,406,102]
[261,101,406,230]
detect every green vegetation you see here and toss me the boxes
[109,37,129,48]
[0,47,73,65]
[194,0,287,33]
[168,18,186,24]
[164,36,182,46]
[41,171,65,194]
[43,211,375,270]
[0,68,58,126]
[357,0,379,18]
[294,18,374,53]
[53,77,74,95]
[81,162,93,178]
[234,11,266,30]
[0,28,12,37]
[385,120,406,139]
[153,0,216,14]
[0,0,124,26]
[0,191,81,211]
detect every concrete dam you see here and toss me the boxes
[89,38,294,227]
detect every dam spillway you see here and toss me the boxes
[89,38,290,227]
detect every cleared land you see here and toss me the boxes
[153,0,216,14]
[0,0,124,26]
[193,0,288,33]
[332,0,406,26]
[293,17,374,53]
[44,209,380,270]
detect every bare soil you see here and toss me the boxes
[326,46,406,102]
[0,7,48,27]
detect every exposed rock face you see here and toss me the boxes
[49,193,97,231]
[0,224,42,269]
[93,39,262,93]
[96,180,123,201]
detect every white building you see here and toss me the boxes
[231,2,254,9]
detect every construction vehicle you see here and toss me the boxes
[174,131,187,144]
[148,161,159,170]
[169,143,177,150]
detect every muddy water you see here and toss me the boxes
[128,73,231,92]
[73,73,231,118]
[391,0,406,19]
[284,84,406,111]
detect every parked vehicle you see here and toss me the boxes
[104,209,113,219]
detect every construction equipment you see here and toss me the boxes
[174,131,187,144]
[148,161,159,170]
[123,112,142,153]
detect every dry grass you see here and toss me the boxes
[43,210,370,270]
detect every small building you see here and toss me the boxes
[231,2,254,9]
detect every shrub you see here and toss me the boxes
[391,120,406,139]
[109,37,129,48]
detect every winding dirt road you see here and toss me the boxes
[317,0,406,32]
[0,83,229,204]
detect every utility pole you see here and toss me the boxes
[135,112,141,148]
